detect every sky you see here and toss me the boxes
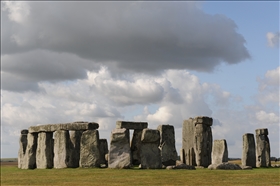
[1,1,279,159]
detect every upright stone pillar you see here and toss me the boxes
[212,139,228,164]
[69,130,83,168]
[182,116,212,167]
[131,129,143,165]
[180,149,186,163]
[108,128,132,169]
[53,130,72,168]
[255,128,271,167]
[242,133,256,167]
[140,129,162,169]
[99,139,109,166]
[18,130,28,168]
[36,132,54,169]
[79,130,100,168]
[21,133,38,169]
[157,125,178,166]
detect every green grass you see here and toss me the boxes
[1,164,279,185]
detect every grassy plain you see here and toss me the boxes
[1,160,279,186]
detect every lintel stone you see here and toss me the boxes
[28,121,99,133]
[116,121,148,130]
[255,128,268,136]
[193,116,213,126]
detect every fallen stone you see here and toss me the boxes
[29,121,99,133]
[157,125,178,166]
[242,133,256,167]
[79,130,100,168]
[108,128,132,169]
[174,161,195,170]
[18,130,28,169]
[208,163,242,170]
[116,121,148,130]
[21,133,38,169]
[36,132,54,169]
[240,165,253,170]
[212,139,228,165]
[140,129,162,169]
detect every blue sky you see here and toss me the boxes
[1,1,279,159]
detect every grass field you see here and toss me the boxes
[1,160,279,185]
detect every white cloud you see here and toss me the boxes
[2,1,30,24]
[266,32,280,48]
[256,111,279,124]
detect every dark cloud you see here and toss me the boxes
[2,2,250,73]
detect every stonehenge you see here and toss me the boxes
[182,116,213,167]
[18,118,273,170]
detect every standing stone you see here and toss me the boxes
[131,129,143,165]
[69,130,83,168]
[36,132,54,169]
[108,128,132,169]
[18,130,28,168]
[157,125,178,166]
[140,129,162,169]
[21,133,38,169]
[255,128,271,167]
[79,130,100,168]
[53,130,72,168]
[242,133,256,167]
[180,149,186,163]
[99,139,109,166]
[212,139,228,165]
[182,116,212,167]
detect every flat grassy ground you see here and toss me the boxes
[1,160,279,186]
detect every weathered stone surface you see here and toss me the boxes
[69,130,83,168]
[141,129,160,143]
[36,132,54,169]
[242,133,256,167]
[79,130,100,168]
[157,125,178,166]
[256,128,268,136]
[108,128,132,168]
[212,139,228,165]
[131,129,143,165]
[193,116,213,126]
[140,129,161,169]
[29,122,99,133]
[174,160,195,169]
[21,129,29,135]
[255,128,271,167]
[116,121,148,130]
[180,149,186,163]
[208,163,242,170]
[53,130,72,168]
[182,116,212,167]
[99,139,108,165]
[22,133,38,169]
[18,130,28,168]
